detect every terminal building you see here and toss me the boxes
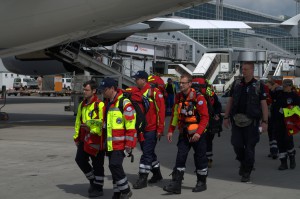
[112,1,300,90]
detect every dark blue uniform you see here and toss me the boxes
[229,78,266,180]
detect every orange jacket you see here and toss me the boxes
[168,88,209,135]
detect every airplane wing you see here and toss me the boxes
[150,18,252,29]
[245,13,300,28]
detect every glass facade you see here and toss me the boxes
[175,2,300,54]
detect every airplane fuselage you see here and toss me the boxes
[0,0,208,58]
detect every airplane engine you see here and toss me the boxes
[1,55,82,76]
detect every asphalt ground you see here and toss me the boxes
[0,96,300,199]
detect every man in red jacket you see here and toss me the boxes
[163,74,209,194]
[132,71,166,189]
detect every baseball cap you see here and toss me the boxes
[132,71,148,80]
[98,77,117,91]
[282,79,293,87]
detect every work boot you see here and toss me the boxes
[208,159,213,168]
[148,167,163,183]
[163,170,184,194]
[112,192,121,199]
[278,158,288,170]
[88,184,103,197]
[289,155,296,169]
[133,173,148,189]
[240,166,252,183]
[241,172,251,183]
[192,174,207,192]
[120,190,132,199]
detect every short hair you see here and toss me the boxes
[242,61,255,68]
[83,80,97,90]
[180,74,192,82]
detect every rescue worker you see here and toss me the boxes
[164,74,209,194]
[265,80,279,159]
[270,79,300,170]
[192,77,222,168]
[74,80,105,197]
[165,78,176,116]
[223,61,268,183]
[99,77,137,199]
[132,71,166,189]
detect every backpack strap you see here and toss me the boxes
[255,80,261,95]
[118,96,125,114]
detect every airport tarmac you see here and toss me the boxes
[1,96,300,199]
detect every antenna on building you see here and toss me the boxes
[295,0,300,15]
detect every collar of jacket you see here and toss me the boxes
[180,88,197,101]
[82,95,98,107]
[111,89,124,104]
[140,83,151,94]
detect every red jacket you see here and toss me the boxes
[168,88,209,135]
[140,83,165,134]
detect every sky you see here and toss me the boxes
[223,0,296,17]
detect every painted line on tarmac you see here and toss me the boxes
[7,120,52,123]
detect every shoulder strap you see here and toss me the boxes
[255,80,261,95]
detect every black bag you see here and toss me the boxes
[119,92,150,134]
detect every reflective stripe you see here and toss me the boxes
[139,164,151,169]
[197,168,208,175]
[139,164,151,173]
[113,184,120,192]
[124,110,135,116]
[125,136,134,141]
[95,176,104,180]
[107,136,125,141]
[176,167,185,171]
[269,140,277,145]
[288,149,295,154]
[116,177,128,185]
[94,181,103,186]
[85,171,94,180]
[118,184,129,191]
[270,145,278,149]
[151,160,159,168]
[139,168,148,173]
[279,152,287,159]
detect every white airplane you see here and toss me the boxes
[1,0,299,75]
[0,0,212,75]
[0,0,210,58]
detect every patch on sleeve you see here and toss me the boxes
[198,100,204,105]
[126,106,132,112]
[159,94,163,98]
